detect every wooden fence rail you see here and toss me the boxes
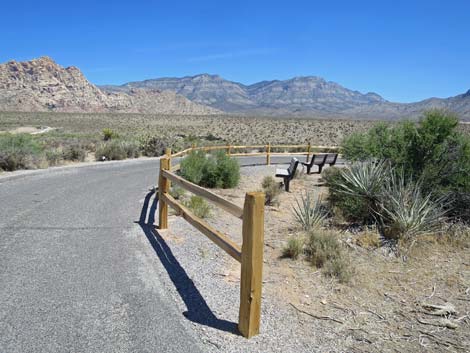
[157,142,339,338]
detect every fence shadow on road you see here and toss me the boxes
[137,189,238,335]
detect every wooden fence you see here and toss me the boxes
[157,143,339,338]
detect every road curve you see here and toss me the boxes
[0,159,206,353]
[0,155,330,352]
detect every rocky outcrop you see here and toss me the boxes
[0,57,219,114]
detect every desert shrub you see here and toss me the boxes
[322,167,371,223]
[379,174,448,240]
[212,151,240,188]
[169,186,186,200]
[292,192,327,231]
[180,150,207,184]
[102,128,119,141]
[341,110,470,215]
[355,227,381,248]
[62,143,87,162]
[440,223,470,248]
[323,256,353,284]
[261,176,281,206]
[282,237,304,259]
[0,133,44,171]
[45,148,63,166]
[138,134,166,156]
[95,140,140,161]
[184,195,211,218]
[305,230,342,267]
[305,230,352,283]
[180,150,240,188]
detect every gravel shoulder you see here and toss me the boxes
[156,164,470,352]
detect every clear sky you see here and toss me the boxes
[1,0,469,102]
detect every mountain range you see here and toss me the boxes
[1,56,469,120]
[103,74,470,120]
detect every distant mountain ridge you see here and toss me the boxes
[0,56,468,120]
[0,57,219,115]
[103,74,470,120]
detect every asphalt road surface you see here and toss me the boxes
[0,155,335,352]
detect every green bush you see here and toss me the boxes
[184,195,211,218]
[95,140,140,161]
[341,110,470,206]
[322,167,370,223]
[262,176,281,206]
[180,150,240,189]
[0,133,44,171]
[102,128,119,141]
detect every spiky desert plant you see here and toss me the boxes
[292,192,326,231]
[330,160,391,222]
[379,173,448,240]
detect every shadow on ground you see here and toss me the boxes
[137,189,238,335]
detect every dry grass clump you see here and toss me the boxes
[355,227,381,248]
[261,176,281,206]
[184,195,211,218]
[282,236,304,259]
[306,230,353,283]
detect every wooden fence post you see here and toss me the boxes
[166,147,172,168]
[239,192,265,338]
[158,156,170,229]
[227,144,232,156]
[266,143,271,165]
[306,142,311,163]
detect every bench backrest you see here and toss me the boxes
[313,154,327,166]
[325,153,338,165]
[287,158,299,178]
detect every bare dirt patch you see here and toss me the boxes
[162,163,470,352]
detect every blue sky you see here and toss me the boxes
[1,0,469,102]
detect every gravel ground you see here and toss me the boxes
[145,163,470,353]
[145,165,341,352]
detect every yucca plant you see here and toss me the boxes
[378,173,449,240]
[292,192,326,231]
[330,160,391,222]
[334,160,390,201]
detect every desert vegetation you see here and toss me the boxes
[180,150,240,188]
[1,111,469,173]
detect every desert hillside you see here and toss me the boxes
[0,57,219,115]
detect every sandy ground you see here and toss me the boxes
[158,164,470,352]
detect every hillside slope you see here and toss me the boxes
[0,57,219,115]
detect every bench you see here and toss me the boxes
[301,154,327,174]
[275,158,299,192]
[325,153,339,168]
[301,153,338,174]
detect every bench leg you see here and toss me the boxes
[285,178,290,192]
[307,166,311,174]
[318,164,324,174]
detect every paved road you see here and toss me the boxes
[0,155,337,352]
[0,159,207,353]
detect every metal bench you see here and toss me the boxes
[275,158,299,192]
[302,153,338,174]
[325,153,339,168]
[301,154,327,174]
